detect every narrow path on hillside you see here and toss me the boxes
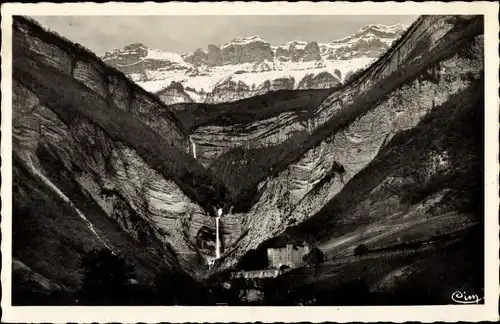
[26,155,113,251]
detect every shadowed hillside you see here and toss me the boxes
[171,88,334,132]
[11,16,231,303]
[265,76,483,256]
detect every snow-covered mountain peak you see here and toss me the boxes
[332,23,408,45]
[224,36,267,47]
[359,23,408,33]
[277,40,312,52]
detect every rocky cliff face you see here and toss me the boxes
[218,36,275,65]
[102,24,407,104]
[325,24,406,60]
[102,42,189,75]
[177,88,331,168]
[211,15,484,269]
[12,17,230,297]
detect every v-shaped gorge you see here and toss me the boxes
[11,14,484,299]
[170,15,484,270]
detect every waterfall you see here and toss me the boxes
[215,208,222,259]
[189,136,197,159]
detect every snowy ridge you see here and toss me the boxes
[102,23,409,103]
[137,57,374,93]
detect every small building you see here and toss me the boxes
[207,258,216,268]
[267,237,311,269]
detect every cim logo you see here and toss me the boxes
[451,291,483,304]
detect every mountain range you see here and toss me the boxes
[102,24,408,104]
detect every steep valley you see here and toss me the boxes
[10,14,485,305]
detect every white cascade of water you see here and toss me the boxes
[189,136,197,159]
[215,208,222,259]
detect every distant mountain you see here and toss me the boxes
[102,24,408,104]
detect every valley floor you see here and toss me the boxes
[212,225,483,306]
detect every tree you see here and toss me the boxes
[279,264,291,271]
[262,275,292,305]
[77,248,135,305]
[302,247,325,267]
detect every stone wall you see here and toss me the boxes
[230,269,282,279]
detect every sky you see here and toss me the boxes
[31,15,419,56]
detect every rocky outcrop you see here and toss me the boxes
[16,21,188,146]
[331,37,390,60]
[184,48,208,66]
[204,76,298,105]
[157,81,195,105]
[206,44,222,66]
[297,72,341,89]
[205,77,253,104]
[281,75,483,262]
[254,77,296,95]
[219,36,275,65]
[102,42,189,75]
[276,41,322,62]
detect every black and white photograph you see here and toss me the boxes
[1,2,498,323]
